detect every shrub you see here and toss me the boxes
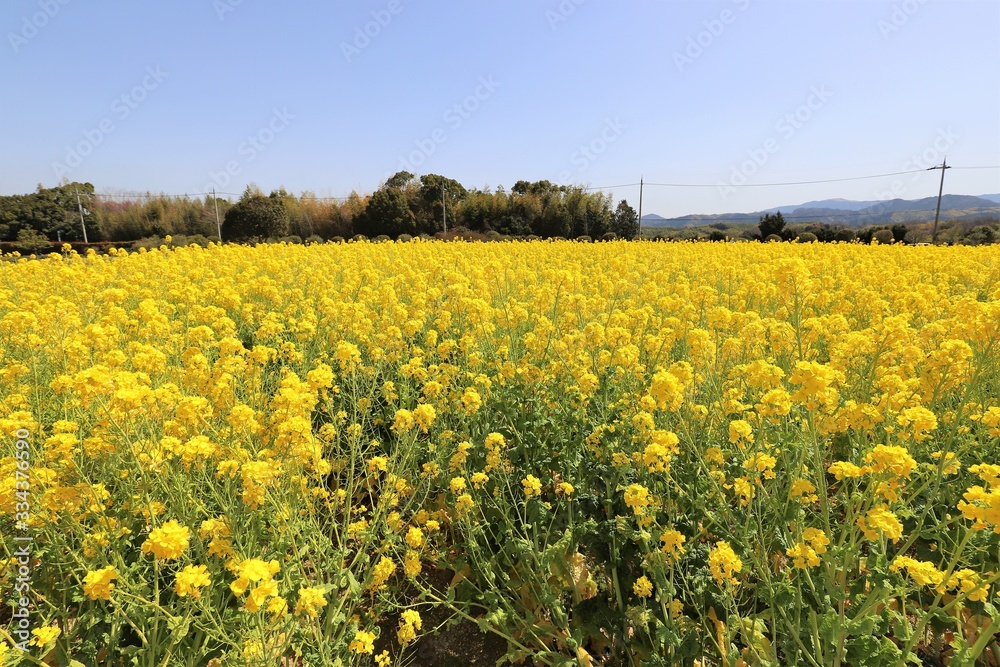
[765,234,783,243]
[963,226,996,246]
[373,235,391,243]
[15,228,53,253]
[331,236,345,243]
[279,235,303,244]
[305,235,324,245]
[485,231,505,242]
[601,232,618,241]
[872,229,894,245]
[223,195,289,242]
[575,235,593,243]
[397,234,413,243]
[797,232,818,243]
[351,234,368,243]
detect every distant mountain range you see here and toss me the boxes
[642,194,1000,228]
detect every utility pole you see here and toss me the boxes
[929,158,951,244]
[442,185,447,234]
[637,177,644,236]
[75,189,88,244]
[212,188,223,241]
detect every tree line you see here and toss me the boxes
[644,211,999,246]
[0,173,640,248]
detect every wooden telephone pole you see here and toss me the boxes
[637,177,643,235]
[213,187,223,241]
[75,189,88,244]
[928,158,951,244]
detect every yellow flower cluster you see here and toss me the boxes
[708,541,743,587]
[141,519,190,560]
[857,506,904,542]
[229,559,281,613]
[397,609,422,644]
[295,586,328,619]
[83,565,119,600]
[175,565,211,599]
[786,528,830,569]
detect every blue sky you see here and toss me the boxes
[2,0,998,217]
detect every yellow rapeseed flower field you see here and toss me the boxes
[1,239,999,666]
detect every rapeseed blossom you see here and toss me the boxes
[83,566,119,600]
[141,520,190,560]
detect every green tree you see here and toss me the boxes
[963,225,996,245]
[386,171,415,189]
[582,194,612,238]
[0,182,94,241]
[222,193,289,241]
[758,211,786,239]
[458,190,496,232]
[356,187,416,238]
[417,174,467,234]
[611,199,639,239]
[536,198,572,238]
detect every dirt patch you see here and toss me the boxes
[375,568,509,666]
[409,607,509,666]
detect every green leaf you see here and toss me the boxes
[346,571,362,597]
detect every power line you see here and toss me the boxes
[580,167,998,192]
[646,169,928,188]
[580,182,641,191]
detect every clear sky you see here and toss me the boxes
[2,0,998,217]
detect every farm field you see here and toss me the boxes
[2,239,1000,666]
